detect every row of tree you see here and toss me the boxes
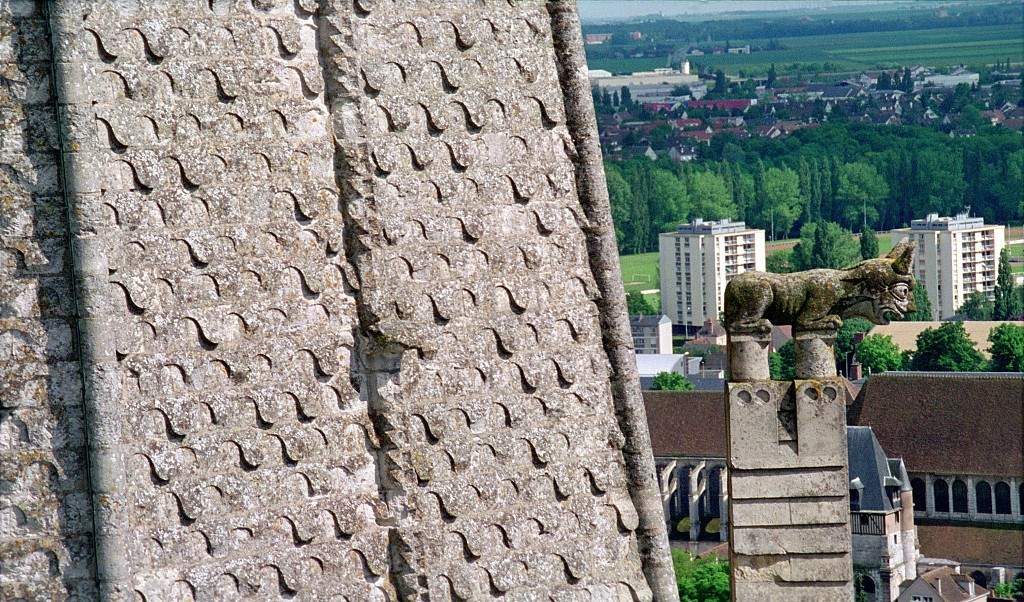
[855,320,1024,374]
[607,123,1024,254]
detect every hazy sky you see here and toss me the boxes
[577,1,899,22]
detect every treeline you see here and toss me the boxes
[607,122,1024,254]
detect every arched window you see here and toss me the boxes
[952,479,968,513]
[861,575,876,594]
[976,481,993,514]
[995,482,1011,514]
[970,570,988,589]
[934,479,949,512]
[911,478,926,511]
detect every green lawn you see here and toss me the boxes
[588,24,1023,76]
[620,252,660,293]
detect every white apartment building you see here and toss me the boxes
[629,314,673,354]
[910,213,1005,320]
[659,219,766,328]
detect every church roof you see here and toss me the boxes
[643,391,727,458]
[850,372,1024,477]
[916,523,1024,568]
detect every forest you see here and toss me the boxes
[606,122,1024,255]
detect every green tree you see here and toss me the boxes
[836,317,873,373]
[910,322,986,371]
[903,285,934,321]
[856,334,905,374]
[652,371,695,391]
[769,340,795,380]
[689,171,735,220]
[761,167,802,240]
[672,549,730,602]
[627,290,657,315]
[959,291,993,320]
[836,162,889,230]
[791,222,860,271]
[993,248,1021,320]
[992,577,1023,599]
[859,227,879,260]
[605,164,633,248]
[766,249,793,273]
[988,323,1024,372]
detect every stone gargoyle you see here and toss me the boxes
[724,238,916,335]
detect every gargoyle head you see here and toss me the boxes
[839,238,916,324]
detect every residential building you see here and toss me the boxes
[909,213,1005,319]
[896,566,988,601]
[659,219,765,328]
[629,314,673,354]
[634,354,700,389]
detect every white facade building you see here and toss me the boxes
[909,213,1005,320]
[629,314,673,354]
[659,219,766,328]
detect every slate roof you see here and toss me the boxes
[850,372,1024,477]
[847,426,908,512]
[630,314,669,328]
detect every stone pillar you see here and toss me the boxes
[967,476,977,516]
[727,378,853,601]
[1010,478,1020,516]
[728,333,771,381]
[925,475,935,515]
[690,462,706,541]
[794,329,837,379]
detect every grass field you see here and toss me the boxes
[588,24,1023,75]
[621,252,660,293]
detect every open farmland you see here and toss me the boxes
[588,24,1023,75]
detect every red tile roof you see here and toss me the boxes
[850,373,1024,477]
[917,523,1024,568]
[643,391,726,458]
[687,99,753,111]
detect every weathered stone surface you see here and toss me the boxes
[733,553,853,582]
[733,581,854,601]
[726,333,771,382]
[732,524,851,556]
[727,380,847,470]
[1,2,95,600]
[730,467,849,499]
[3,1,672,598]
[320,1,654,598]
[731,498,848,527]
[54,1,389,598]
[793,329,836,379]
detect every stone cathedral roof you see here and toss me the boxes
[850,372,1024,477]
